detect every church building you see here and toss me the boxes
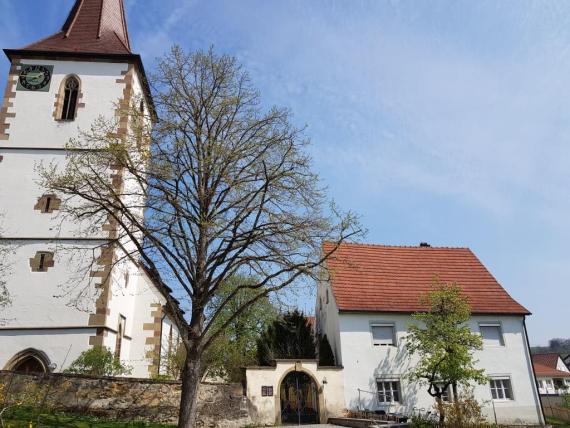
[0,0,179,378]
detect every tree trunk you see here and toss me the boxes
[436,396,445,425]
[178,351,203,428]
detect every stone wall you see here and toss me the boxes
[0,370,251,427]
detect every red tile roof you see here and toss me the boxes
[533,360,570,378]
[532,353,570,378]
[23,0,132,55]
[323,242,530,315]
[533,353,561,369]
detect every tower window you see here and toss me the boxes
[34,194,61,213]
[115,315,126,359]
[29,251,54,272]
[60,76,80,121]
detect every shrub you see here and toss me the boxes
[65,347,132,377]
[318,334,336,366]
[443,389,487,427]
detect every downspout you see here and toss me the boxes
[523,316,546,426]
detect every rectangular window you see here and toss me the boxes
[377,380,401,403]
[480,323,504,347]
[490,378,513,400]
[371,324,395,346]
[326,289,329,304]
[441,385,452,402]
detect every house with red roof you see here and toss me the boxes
[316,242,544,425]
[532,353,570,395]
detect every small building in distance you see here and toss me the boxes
[532,353,570,396]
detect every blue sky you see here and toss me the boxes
[1,0,568,346]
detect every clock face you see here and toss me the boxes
[18,65,53,91]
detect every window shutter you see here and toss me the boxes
[480,324,504,346]
[371,325,395,346]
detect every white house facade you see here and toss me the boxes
[0,0,179,378]
[316,242,545,426]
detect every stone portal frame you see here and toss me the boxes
[4,348,52,372]
[246,359,345,426]
[275,362,326,425]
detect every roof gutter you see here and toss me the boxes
[3,49,157,122]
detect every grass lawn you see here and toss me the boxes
[1,407,176,428]
[547,416,570,427]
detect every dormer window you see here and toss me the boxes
[59,76,80,121]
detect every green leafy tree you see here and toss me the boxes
[203,276,278,381]
[405,280,487,424]
[257,310,316,365]
[318,334,336,366]
[65,347,132,377]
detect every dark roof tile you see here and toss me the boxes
[23,0,131,55]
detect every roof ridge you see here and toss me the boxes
[324,241,471,250]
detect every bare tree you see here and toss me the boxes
[39,46,363,427]
[0,216,13,319]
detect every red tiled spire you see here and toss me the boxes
[23,0,132,55]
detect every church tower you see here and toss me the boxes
[0,0,177,378]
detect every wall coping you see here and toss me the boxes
[245,363,344,371]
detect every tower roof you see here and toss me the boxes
[23,0,132,55]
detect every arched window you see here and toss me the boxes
[60,76,80,120]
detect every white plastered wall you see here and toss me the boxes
[337,312,543,425]
[316,278,342,365]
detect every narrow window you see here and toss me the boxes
[44,196,51,213]
[115,316,126,359]
[38,253,46,271]
[490,378,513,400]
[167,324,173,356]
[139,100,144,113]
[480,323,505,347]
[30,251,54,272]
[377,379,401,403]
[371,324,396,346]
[60,76,80,120]
[326,289,329,304]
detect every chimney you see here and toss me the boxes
[419,242,431,248]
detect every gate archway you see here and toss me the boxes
[279,370,320,424]
[4,349,51,373]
